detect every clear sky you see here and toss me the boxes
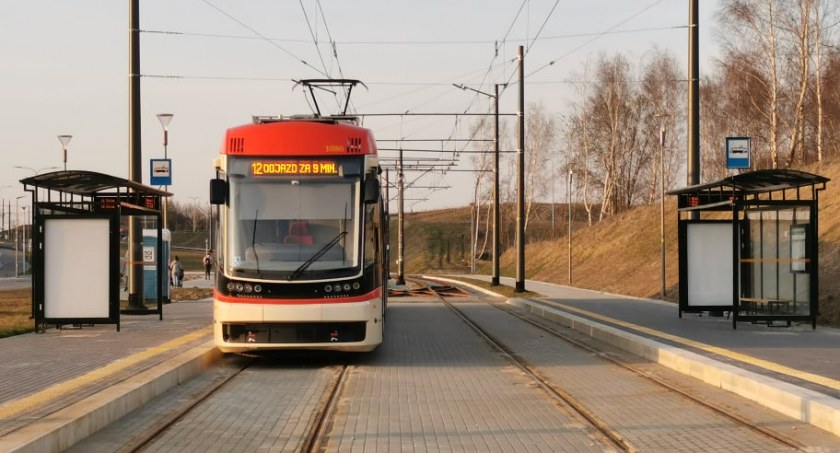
[0,0,720,216]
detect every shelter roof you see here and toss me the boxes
[667,169,829,196]
[20,170,171,197]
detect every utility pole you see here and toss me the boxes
[397,149,406,286]
[452,82,502,285]
[384,169,390,281]
[688,0,700,195]
[15,196,23,278]
[127,0,144,309]
[492,84,501,286]
[515,45,526,293]
[384,169,390,217]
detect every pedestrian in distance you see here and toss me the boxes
[203,250,214,280]
[170,256,184,288]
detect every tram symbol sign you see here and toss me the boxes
[150,159,172,186]
[726,137,751,169]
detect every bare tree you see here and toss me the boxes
[523,102,557,231]
[468,114,495,263]
[718,0,783,168]
[559,51,683,221]
[638,48,683,202]
[780,0,812,167]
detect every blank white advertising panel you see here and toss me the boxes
[44,218,110,318]
[687,223,733,307]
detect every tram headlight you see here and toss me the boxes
[324,284,332,293]
[235,283,244,292]
[244,284,253,293]
[352,282,360,290]
[253,285,262,293]
[343,283,351,291]
[227,282,235,292]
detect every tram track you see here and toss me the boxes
[301,363,351,453]
[116,356,351,453]
[409,276,808,453]
[492,300,808,451]
[117,358,255,453]
[404,276,632,452]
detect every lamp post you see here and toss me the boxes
[57,135,72,171]
[567,169,573,285]
[0,186,10,240]
[207,203,213,254]
[15,196,24,278]
[22,206,27,274]
[15,166,59,176]
[188,196,200,232]
[470,202,476,274]
[156,113,174,229]
[453,82,502,285]
[659,125,667,300]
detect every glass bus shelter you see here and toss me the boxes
[20,170,170,332]
[668,170,828,329]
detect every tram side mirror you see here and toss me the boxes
[364,175,380,204]
[209,178,227,205]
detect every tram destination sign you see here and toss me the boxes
[251,160,339,177]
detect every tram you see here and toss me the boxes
[209,112,387,353]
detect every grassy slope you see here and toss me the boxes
[399,157,840,325]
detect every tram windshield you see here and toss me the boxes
[224,157,362,280]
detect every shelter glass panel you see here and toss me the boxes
[740,206,811,318]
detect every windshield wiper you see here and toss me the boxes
[251,209,261,276]
[288,231,347,281]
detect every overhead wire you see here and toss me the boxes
[526,0,666,79]
[297,0,344,113]
[199,0,329,77]
[153,1,680,209]
[315,0,356,114]
[139,25,686,46]
[316,0,345,80]
[526,0,561,54]
[439,0,535,183]
[298,0,330,77]
[142,74,293,81]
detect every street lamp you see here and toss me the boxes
[454,83,502,285]
[659,124,667,300]
[156,113,174,158]
[22,206,27,270]
[156,113,174,229]
[188,196,200,232]
[58,135,72,171]
[0,186,10,240]
[15,165,59,176]
[568,168,573,285]
[15,196,24,278]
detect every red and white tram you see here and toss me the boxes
[209,114,387,353]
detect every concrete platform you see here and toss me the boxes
[0,274,216,453]
[444,275,840,437]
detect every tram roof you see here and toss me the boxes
[20,170,171,197]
